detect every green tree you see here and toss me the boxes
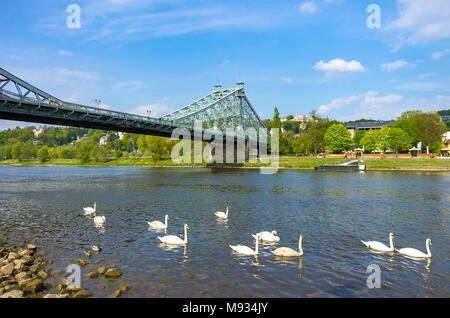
[11,142,24,160]
[138,135,172,161]
[360,130,382,152]
[324,123,352,153]
[353,130,366,148]
[378,127,412,152]
[37,146,50,163]
[77,141,93,163]
[90,145,109,163]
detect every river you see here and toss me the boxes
[0,166,448,297]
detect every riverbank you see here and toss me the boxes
[0,156,449,171]
[0,237,131,298]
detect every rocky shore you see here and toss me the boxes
[0,238,130,298]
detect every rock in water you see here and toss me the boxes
[108,289,121,298]
[104,268,122,279]
[0,290,24,298]
[72,289,91,298]
[119,283,132,292]
[97,266,107,275]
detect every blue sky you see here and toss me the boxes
[1,0,449,130]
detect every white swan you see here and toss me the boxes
[215,207,229,219]
[83,202,96,215]
[148,215,169,229]
[252,231,280,242]
[229,236,259,255]
[361,233,394,252]
[93,215,106,225]
[396,239,432,258]
[273,234,303,257]
[92,245,102,252]
[158,224,189,245]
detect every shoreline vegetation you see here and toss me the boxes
[1,156,449,172]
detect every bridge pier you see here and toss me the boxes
[208,139,260,166]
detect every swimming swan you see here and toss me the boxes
[252,231,280,242]
[93,215,106,225]
[158,224,189,245]
[215,207,229,219]
[273,234,303,257]
[229,236,259,255]
[361,233,394,252]
[396,239,432,258]
[83,202,96,215]
[148,215,169,229]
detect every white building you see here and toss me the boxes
[99,135,108,146]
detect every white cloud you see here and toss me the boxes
[280,77,293,84]
[432,48,450,60]
[380,60,412,71]
[395,81,450,92]
[317,95,360,115]
[318,92,403,117]
[59,50,73,57]
[361,93,403,106]
[418,73,437,79]
[127,103,175,118]
[222,59,231,65]
[387,0,450,48]
[317,91,450,121]
[298,1,318,15]
[313,58,366,77]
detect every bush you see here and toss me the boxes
[37,147,50,163]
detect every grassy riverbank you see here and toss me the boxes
[1,156,449,171]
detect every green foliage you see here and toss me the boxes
[353,130,366,148]
[90,145,109,163]
[324,123,352,153]
[114,149,123,159]
[360,130,381,152]
[378,127,412,152]
[138,135,173,161]
[394,111,446,148]
[37,146,50,163]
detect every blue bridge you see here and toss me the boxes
[0,67,268,143]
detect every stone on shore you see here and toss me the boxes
[19,278,44,295]
[1,262,15,276]
[43,293,69,298]
[104,268,122,279]
[50,269,62,277]
[0,290,24,298]
[72,289,91,298]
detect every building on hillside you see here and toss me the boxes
[442,131,450,156]
[116,132,125,140]
[345,120,395,139]
[33,128,44,138]
[99,135,108,146]
[280,116,289,122]
[293,113,309,122]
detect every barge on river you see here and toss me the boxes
[314,160,366,172]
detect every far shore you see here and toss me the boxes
[0,156,449,172]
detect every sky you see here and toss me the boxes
[1,0,449,130]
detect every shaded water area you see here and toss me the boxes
[0,166,449,297]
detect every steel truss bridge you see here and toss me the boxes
[0,67,268,144]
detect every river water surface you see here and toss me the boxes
[0,166,448,297]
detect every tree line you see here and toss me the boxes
[266,108,447,155]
